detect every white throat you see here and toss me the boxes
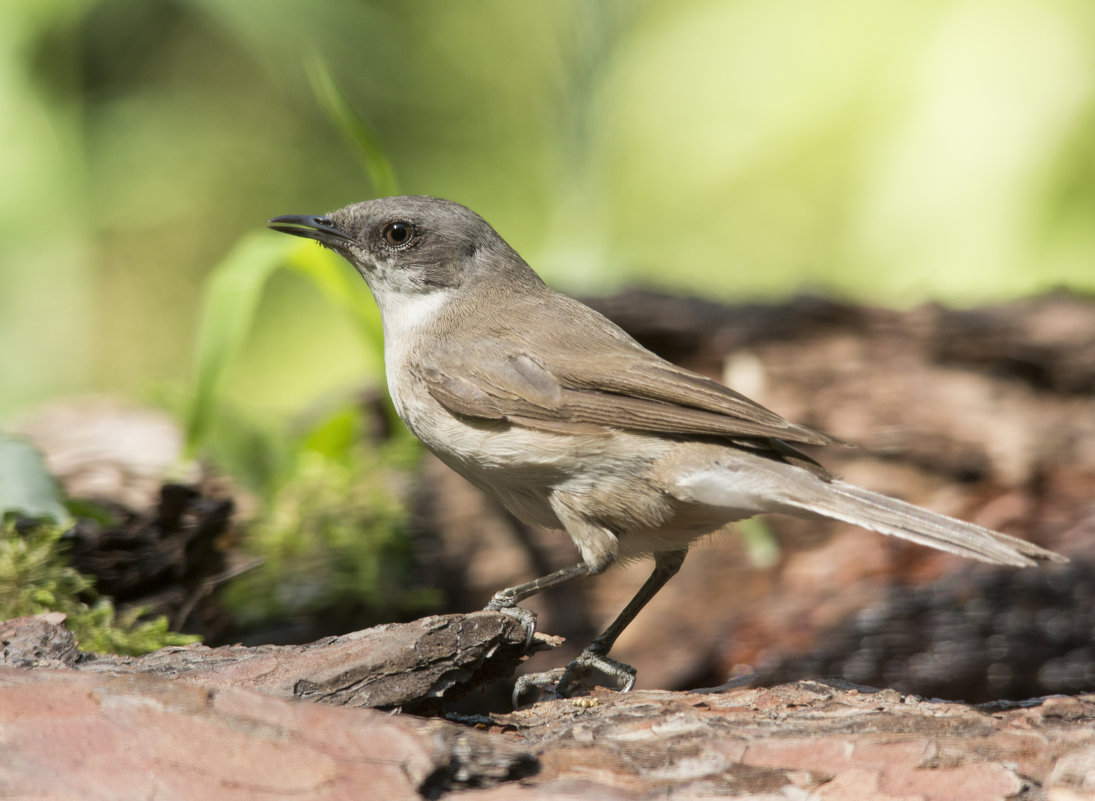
[376,288,455,356]
[376,288,455,427]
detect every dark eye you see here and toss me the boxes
[382,221,415,246]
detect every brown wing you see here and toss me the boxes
[419,341,842,447]
[552,356,844,445]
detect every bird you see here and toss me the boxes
[268,195,1067,698]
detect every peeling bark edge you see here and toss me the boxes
[0,611,538,714]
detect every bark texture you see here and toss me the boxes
[3,613,1094,800]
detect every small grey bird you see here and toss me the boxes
[269,196,1066,697]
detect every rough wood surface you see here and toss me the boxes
[1,611,536,715]
[0,666,536,801]
[485,683,1095,800]
[3,617,1094,800]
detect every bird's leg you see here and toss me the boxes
[486,561,594,647]
[511,550,688,704]
[555,549,687,696]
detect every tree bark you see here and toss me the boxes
[3,612,1093,800]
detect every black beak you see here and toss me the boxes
[267,214,353,246]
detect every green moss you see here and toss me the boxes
[222,411,441,630]
[0,519,199,656]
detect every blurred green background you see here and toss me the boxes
[3,0,1094,419]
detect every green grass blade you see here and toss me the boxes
[286,243,411,440]
[285,244,385,376]
[185,234,289,456]
[306,57,400,197]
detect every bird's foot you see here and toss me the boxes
[512,647,637,706]
[558,649,637,695]
[511,667,567,707]
[485,597,537,649]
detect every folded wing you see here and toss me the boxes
[419,339,841,448]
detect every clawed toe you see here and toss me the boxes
[558,650,636,695]
[487,604,537,649]
[512,649,638,706]
[512,667,567,706]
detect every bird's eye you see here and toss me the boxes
[382,221,415,246]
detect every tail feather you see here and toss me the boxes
[789,480,1066,567]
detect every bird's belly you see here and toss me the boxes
[395,387,668,524]
[392,381,757,555]
[426,421,663,529]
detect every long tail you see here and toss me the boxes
[787,480,1066,567]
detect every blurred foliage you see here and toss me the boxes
[2,0,1094,417]
[0,434,197,654]
[186,223,437,633]
[220,405,439,633]
[2,0,1094,636]
[0,517,199,655]
[0,436,69,523]
[186,232,386,463]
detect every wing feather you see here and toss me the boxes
[418,342,841,448]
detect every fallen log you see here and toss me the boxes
[1,610,541,715]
